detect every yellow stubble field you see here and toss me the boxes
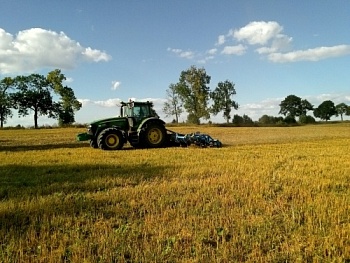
[0,123,349,262]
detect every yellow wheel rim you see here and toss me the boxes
[106,134,119,148]
[148,128,162,144]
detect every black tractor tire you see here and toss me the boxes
[97,128,124,150]
[89,139,98,148]
[141,122,167,148]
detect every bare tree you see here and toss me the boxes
[163,83,183,123]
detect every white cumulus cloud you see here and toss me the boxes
[167,47,195,59]
[233,21,283,45]
[308,93,350,105]
[256,34,293,54]
[216,35,226,46]
[111,81,121,90]
[268,45,350,63]
[207,48,217,55]
[82,47,111,62]
[168,20,350,64]
[94,98,121,107]
[0,27,111,74]
[221,44,247,55]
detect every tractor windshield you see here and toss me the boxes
[121,103,150,119]
[133,105,150,119]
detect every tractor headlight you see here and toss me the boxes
[87,125,94,135]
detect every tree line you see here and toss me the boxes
[278,94,350,123]
[163,66,350,125]
[1,66,349,128]
[0,69,81,128]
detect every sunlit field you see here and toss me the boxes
[1,123,349,262]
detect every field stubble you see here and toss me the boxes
[0,124,349,262]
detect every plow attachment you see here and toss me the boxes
[167,130,222,148]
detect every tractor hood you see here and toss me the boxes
[89,116,128,130]
[90,116,124,125]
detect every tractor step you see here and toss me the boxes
[128,131,139,144]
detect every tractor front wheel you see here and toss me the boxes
[90,139,98,148]
[97,128,124,150]
[142,123,167,148]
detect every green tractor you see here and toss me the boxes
[76,100,167,150]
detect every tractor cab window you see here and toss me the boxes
[122,106,132,117]
[133,105,150,120]
[122,103,151,120]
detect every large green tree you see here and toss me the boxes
[0,77,14,128]
[163,83,183,123]
[279,95,313,119]
[313,100,337,121]
[335,102,349,121]
[210,80,238,123]
[47,69,82,126]
[300,99,314,116]
[175,66,211,124]
[12,74,56,128]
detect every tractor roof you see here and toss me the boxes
[121,101,153,106]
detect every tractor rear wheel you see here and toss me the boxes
[142,123,167,148]
[97,128,123,150]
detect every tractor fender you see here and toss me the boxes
[137,117,165,133]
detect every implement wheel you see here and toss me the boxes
[142,123,166,148]
[97,128,123,150]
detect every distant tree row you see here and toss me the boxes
[230,96,349,126]
[163,67,350,124]
[0,69,81,128]
[279,94,350,122]
[163,65,238,124]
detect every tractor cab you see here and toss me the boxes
[120,101,157,129]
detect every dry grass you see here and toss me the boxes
[0,123,349,262]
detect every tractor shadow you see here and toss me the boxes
[0,142,89,152]
[0,141,227,152]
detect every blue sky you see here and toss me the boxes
[1,0,350,126]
